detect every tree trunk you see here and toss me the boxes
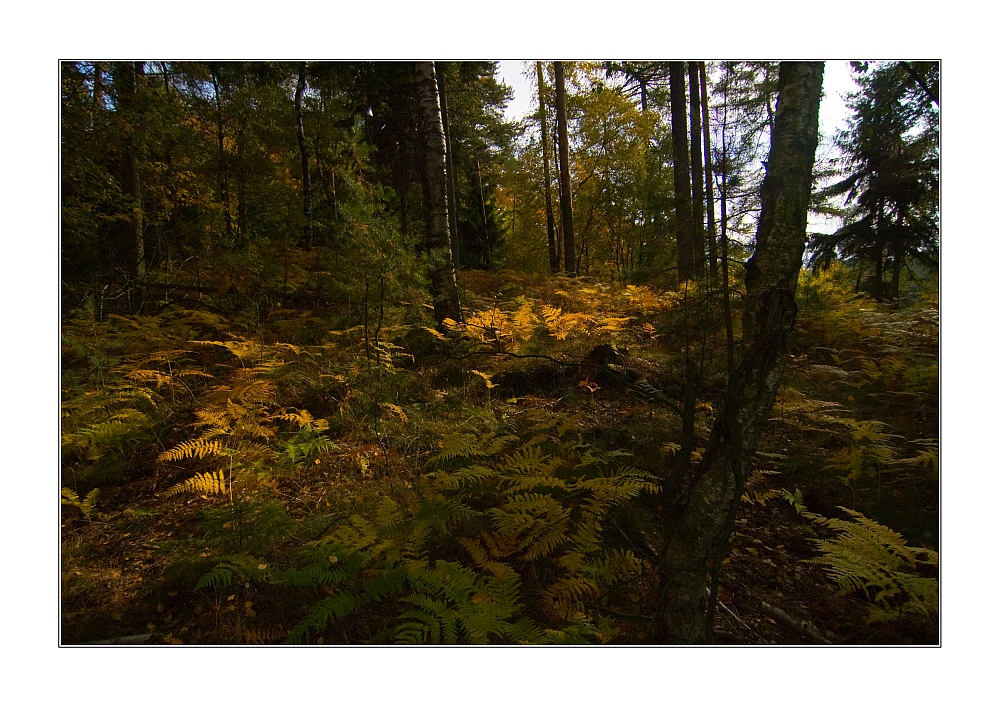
[688,61,706,281]
[209,65,232,241]
[437,65,461,269]
[294,62,314,248]
[699,62,719,283]
[537,62,559,273]
[414,61,463,325]
[554,61,576,276]
[719,62,735,373]
[111,61,146,280]
[669,62,694,283]
[655,61,824,644]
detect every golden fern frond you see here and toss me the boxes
[165,470,229,497]
[158,438,225,462]
[742,468,782,506]
[805,506,938,622]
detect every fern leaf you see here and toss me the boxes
[158,438,225,462]
[165,470,229,497]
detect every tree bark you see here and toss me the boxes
[437,65,461,269]
[554,61,576,276]
[414,61,463,325]
[699,62,719,283]
[719,64,735,373]
[295,62,314,248]
[656,61,824,644]
[669,62,694,283]
[537,62,559,273]
[688,61,706,281]
[111,61,146,280]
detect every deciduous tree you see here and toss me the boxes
[554,61,576,276]
[656,61,824,643]
[414,61,463,324]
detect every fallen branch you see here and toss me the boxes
[760,601,833,644]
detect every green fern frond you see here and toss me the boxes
[433,432,516,463]
[195,563,235,589]
[286,590,363,644]
[61,487,99,519]
[431,464,498,491]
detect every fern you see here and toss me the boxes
[741,468,783,506]
[159,438,226,462]
[61,487,99,520]
[804,506,938,623]
[165,470,229,497]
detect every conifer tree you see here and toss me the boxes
[810,62,939,301]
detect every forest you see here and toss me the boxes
[60,60,939,645]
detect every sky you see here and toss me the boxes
[496,60,857,140]
[495,60,859,234]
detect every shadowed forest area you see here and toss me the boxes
[61,60,938,645]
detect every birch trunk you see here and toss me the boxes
[414,61,463,325]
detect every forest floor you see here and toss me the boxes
[61,267,939,645]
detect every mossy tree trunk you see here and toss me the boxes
[656,61,824,644]
[414,61,463,325]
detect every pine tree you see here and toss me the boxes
[811,62,939,301]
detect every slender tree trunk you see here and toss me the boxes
[295,62,314,248]
[92,62,104,117]
[719,62,736,373]
[655,62,824,644]
[700,62,719,283]
[537,62,559,273]
[474,159,491,265]
[669,62,694,283]
[209,66,232,241]
[554,61,576,276]
[414,61,463,325]
[890,212,904,301]
[112,61,146,280]
[688,61,706,281]
[437,66,461,269]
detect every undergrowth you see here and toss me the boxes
[61,259,938,644]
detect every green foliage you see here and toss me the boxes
[810,61,938,301]
[61,487,100,520]
[281,424,338,467]
[191,409,652,644]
